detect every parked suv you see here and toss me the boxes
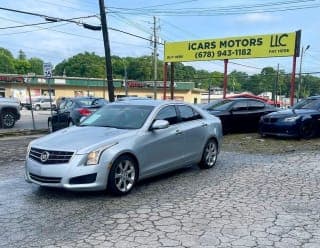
[32,97,56,111]
[0,97,21,128]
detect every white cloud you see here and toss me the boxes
[237,13,276,23]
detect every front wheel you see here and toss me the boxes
[198,139,218,169]
[107,155,138,196]
[300,120,316,139]
[1,111,16,128]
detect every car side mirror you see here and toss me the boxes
[151,120,169,130]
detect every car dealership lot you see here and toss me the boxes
[1,134,320,247]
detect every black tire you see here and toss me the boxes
[107,155,138,196]
[300,120,316,139]
[48,119,53,133]
[1,111,16,128]
[198,139,218,169]
[68,119,74,127]
[35,105,41,111]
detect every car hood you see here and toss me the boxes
[266,108,318,118]
[30,126,138,154]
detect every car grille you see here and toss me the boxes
[29,173,61,183]
[29,147,74,164]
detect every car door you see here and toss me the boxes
[246,99,267,130]
[56,99,73,129]
[229,100,250,132]
[139,105,186,177]
[176,104,206,163]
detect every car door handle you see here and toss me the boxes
[175,130,183,135]
[201,123,208,127]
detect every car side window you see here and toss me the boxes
[65,100,73,109]
[177,105,202,122]
[247,100,265,110]
[59,100,67,110]
[155,106,178,125]
[231,101,248,111]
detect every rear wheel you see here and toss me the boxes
[300,120,316,139]
[107,155,138,196]
[199,139,218,169]
[1,111,16,128]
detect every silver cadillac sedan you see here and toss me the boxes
[25,100,223,195]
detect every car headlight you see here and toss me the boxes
[86,143,118,166]
[283,116,300,122]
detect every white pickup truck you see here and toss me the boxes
[0,97,21,128]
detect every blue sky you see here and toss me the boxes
[0,0,319,76]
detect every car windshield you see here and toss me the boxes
[293,98,320,110]
[205,99,234,111]
[80,104,154,129]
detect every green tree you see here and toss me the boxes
[0,47,14,59]
[0,53,15,73]
[28,57,44,75]
[14,60,31,74]
[18,49,27,60]
[54,52,105,78]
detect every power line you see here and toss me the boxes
[107,1,320,16]
[0,15,98,30]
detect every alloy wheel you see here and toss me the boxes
[114,159,136,193]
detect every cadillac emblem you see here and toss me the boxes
[40,151,50,163]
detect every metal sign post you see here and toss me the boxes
[24,74,36,130]
[43,62,54,117]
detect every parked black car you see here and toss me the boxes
[202,98,277,133]
[48,97,108,132]
[259,96,320,139]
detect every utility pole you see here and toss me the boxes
[298,45,310,101]
[275,64,279,107]
[99,0,115,102]
[153,16,158,100]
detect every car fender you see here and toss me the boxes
[100,147,141,179]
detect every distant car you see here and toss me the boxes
[48,97,108,132]
[201,98,277,133]
[26,100,222,195]
[0,97,21,128]
[259,96,320,139]
[32,97,56,111]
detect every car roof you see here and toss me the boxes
[308,95,320,99]
[111,99,187,107]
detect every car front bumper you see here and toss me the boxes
[25,154,111,191]
[259,120,300,137]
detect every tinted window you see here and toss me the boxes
[294,98,320,110]
[207,99,234,111]
[59,100,67,110]
[155,106,178,125]
[177,105,202,122]
[65,100,73,109]
[247,100,265,109]
[232,101,247,111]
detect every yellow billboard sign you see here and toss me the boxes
[164,31,299,62]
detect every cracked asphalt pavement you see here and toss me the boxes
[1,135,320,247]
